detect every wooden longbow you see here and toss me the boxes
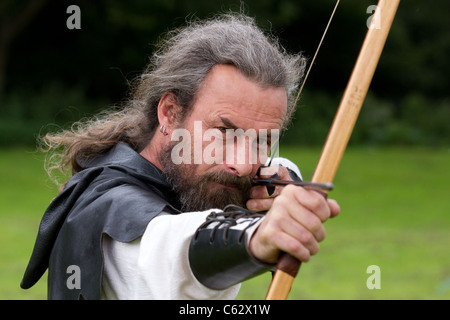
[265,0,401,300]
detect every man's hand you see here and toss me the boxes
[246,165,292,212]
[248,184,340,264]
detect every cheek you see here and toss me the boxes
[258,153,269,166]
[201,132,224,165]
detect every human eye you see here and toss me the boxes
[216,127,228,134]
[258,136,268,146]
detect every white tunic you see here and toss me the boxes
[101,209,262,300]
[100,158,299,300]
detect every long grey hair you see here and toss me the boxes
[41,13,306,188]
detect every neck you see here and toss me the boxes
[140,136,165,171]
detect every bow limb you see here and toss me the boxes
[265,0,401,300]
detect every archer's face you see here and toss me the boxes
[185,64,287,176]
[162,64,287,211]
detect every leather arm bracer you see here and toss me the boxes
[188,205,274,290]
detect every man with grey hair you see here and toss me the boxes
[21,13,340,299]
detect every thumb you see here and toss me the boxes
[258,165,280,178]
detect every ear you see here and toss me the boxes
[157,92,182,131]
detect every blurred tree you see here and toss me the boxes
[1,0,449,146]
[0,0,48,96]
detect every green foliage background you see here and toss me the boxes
[1,0,449,147]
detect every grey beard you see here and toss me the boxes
[160,143,252,212]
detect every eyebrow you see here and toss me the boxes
[218,116,273,145]
[219,116,239,130]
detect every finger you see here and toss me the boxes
[270,230,313,263]
[275,190,327,242]
[258,165,279,178]
[249,185,282,199]
[289,205,327,242]
[275,166,292,181]
[259,165,292,181]
[246,197,274,212]
[279,219,320,256]
[327,198,341,218]
[291,186,331,222]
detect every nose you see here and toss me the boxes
[226,161,254,177]
[224,137,256,177]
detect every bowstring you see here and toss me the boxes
[268,0,341,166]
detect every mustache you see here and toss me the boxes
[201,171,252,190]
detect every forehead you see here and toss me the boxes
[189,64,287,130]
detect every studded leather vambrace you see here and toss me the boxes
[188,205,274,290]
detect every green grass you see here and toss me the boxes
[0,147,55,299]
[0,146,449,299]
[237,146,450,299]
